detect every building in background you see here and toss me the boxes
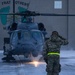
[0,0,75,50]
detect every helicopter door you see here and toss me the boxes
[10,31,19,47]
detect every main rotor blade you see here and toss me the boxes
[39,13,75,16]
[0,13,23,15]
[0,12,75,16]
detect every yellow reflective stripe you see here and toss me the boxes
[47,52,60,56]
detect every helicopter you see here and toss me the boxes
[1,8,75,62]
[1,10,47,62]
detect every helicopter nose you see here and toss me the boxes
[18,43,36,51]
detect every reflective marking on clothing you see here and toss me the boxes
[47,52,60,56]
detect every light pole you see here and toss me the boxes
[13,0,15,23]
[67,0,69,40]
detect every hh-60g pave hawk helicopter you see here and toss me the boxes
[1,10,47,62]
[1,10,75,62]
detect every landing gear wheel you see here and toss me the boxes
[2,55,15,62]
[2,56,10,62]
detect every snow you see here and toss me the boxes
[60,50,75,58]
[60,50,75,75]
[0,50,75,75]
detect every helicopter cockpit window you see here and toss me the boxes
[22,31,31,40]
[11,31,31,42]
[32,31,43,43]
[11,31,22,41]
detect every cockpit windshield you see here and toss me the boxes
[11,30,44,45]
[31,31,44,43]
[22,31,31,40]
[11,31,31,43]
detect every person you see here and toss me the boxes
[10,23,17,31]
[38,23,47,38]
[43,31,68,75]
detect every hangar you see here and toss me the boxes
[0,0,75,50]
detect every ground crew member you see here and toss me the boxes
[43,31,68,75]
[38,23,47,38]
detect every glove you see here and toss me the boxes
[58,35,66,40]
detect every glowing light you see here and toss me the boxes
[32,61,39,67]
[28,60,46,67]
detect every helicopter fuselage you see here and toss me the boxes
[4,22,45,58]
[10,29,44,57]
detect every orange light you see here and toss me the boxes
[28,60,46,67]
[32,61,39,67]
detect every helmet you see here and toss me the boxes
[51,31,59,42]
[52,31,58,36]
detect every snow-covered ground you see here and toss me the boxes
[0,50,75,75]
[60,50,75,75]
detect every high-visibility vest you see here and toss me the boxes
[47,52,60,56]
